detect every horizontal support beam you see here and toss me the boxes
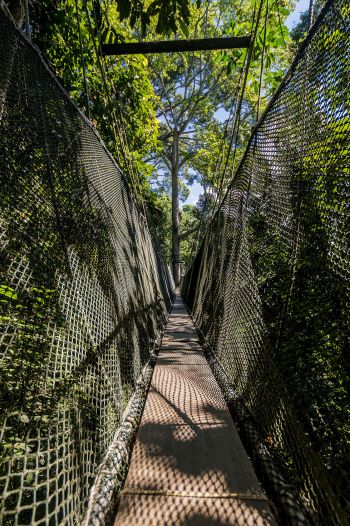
[101,36,251,56]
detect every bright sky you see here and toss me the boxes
[285,0,310,29]
[182,0,310,207]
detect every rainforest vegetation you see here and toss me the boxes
[2,0,349,523]
[7,0,310,277]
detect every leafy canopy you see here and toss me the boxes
[115,0,201,36]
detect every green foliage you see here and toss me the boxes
[146,0,294,265]
[180,204,201,268]
[115,0,200,36]
[146,190,172,260]
[25,0,295,263]
[220,0,294,112]
[30,0,159,200]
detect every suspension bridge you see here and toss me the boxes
[0,0,349,525]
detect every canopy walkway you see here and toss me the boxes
[114,293,275,525]
[0,1,349,526]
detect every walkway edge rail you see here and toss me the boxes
[82,301,174,526]
[81,356,155,526]
[183,303,311,526]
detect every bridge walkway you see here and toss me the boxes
[115,294,275,525]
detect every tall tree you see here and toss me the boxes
[147,0,293,282]
[149,54,227,283]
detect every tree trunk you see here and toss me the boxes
[171,129,181,285]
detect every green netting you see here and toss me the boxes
[183,1,349,524]
[0,9,173,525]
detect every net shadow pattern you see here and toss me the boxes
[182,1,349,524]
[0,10,173,525]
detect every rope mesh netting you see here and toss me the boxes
[183,1,349,524]
[0,10,173,525]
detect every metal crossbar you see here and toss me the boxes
[101,36,250,55]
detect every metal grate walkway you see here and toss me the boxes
[115,294,275,525]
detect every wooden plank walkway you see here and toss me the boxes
[115,294,276,525]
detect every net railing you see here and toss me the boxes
[0,9,173,525]
[182,0,349,524]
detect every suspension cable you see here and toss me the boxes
[186,0,263,263]
[208,0,265,224]
[308,0,315,29]
[215,59,247,204]
[84,0,147,217]
[24,0,30,38]
[83,4,123,165]
[256,0,269,121]
[92,1,149,217]
[75,0,91,120]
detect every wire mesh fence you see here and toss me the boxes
[0,9,173,525]
[182,0,349,524]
